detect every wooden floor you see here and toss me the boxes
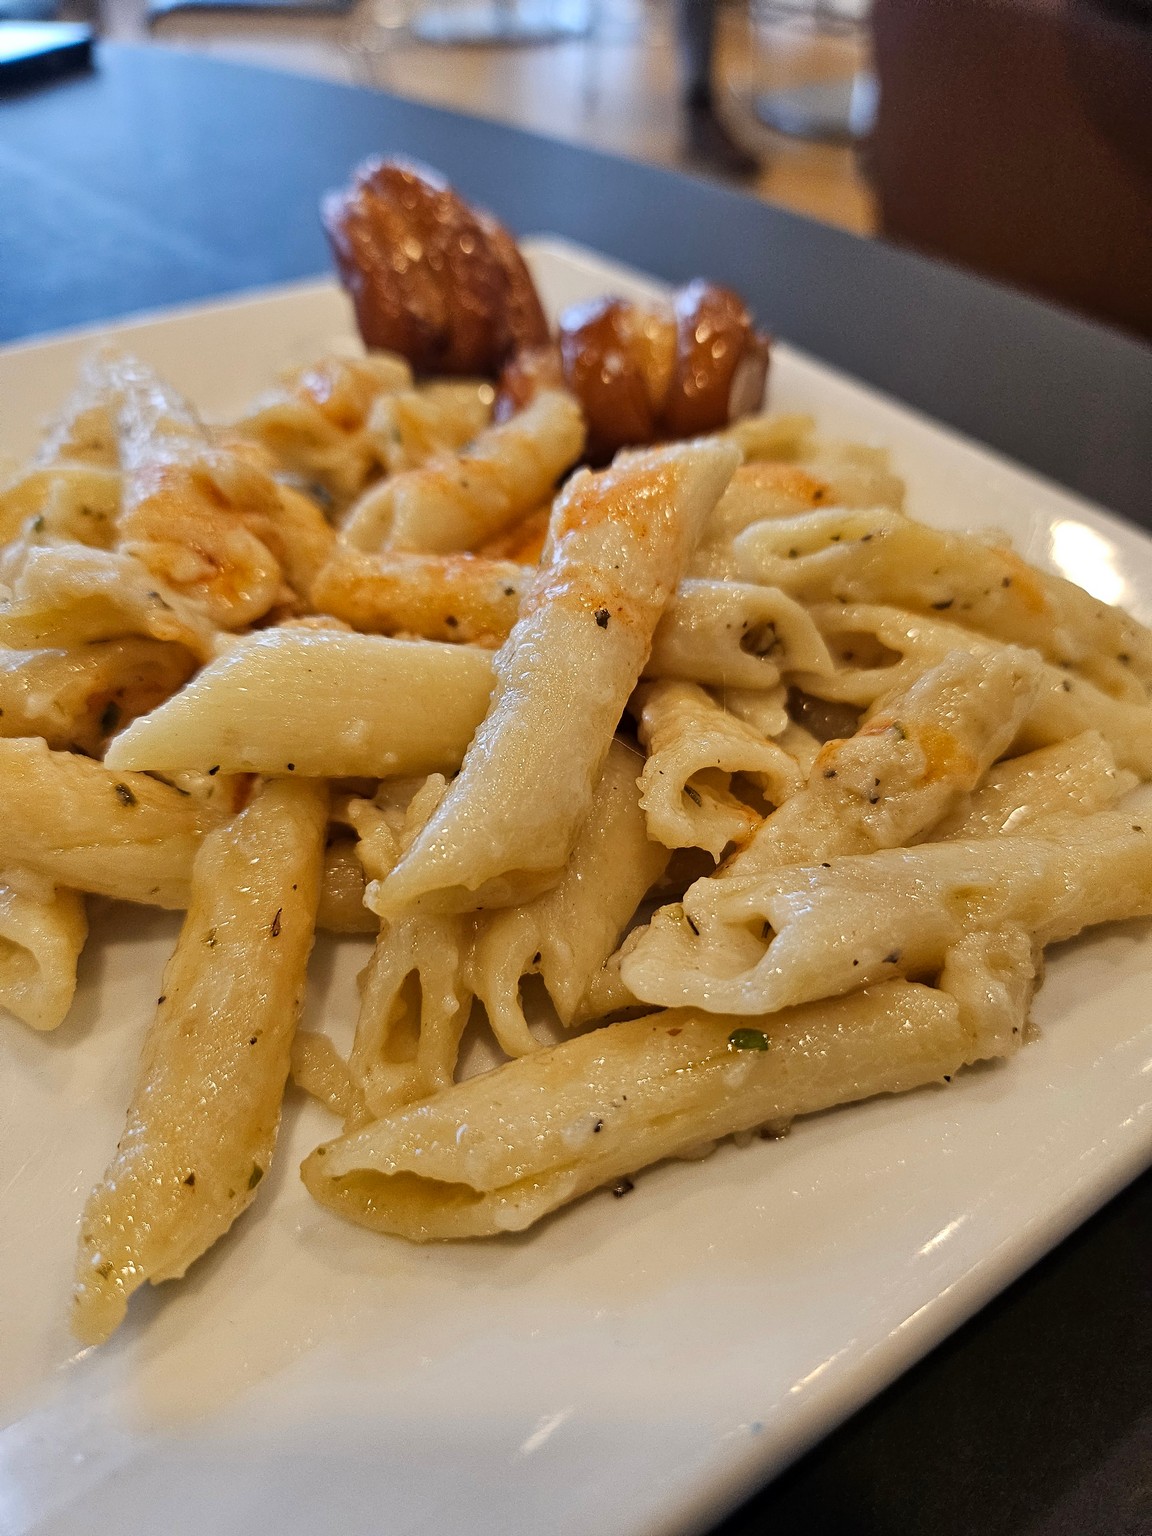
[102,0,876,236]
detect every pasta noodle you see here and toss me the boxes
[0,737,221,908]
[733,509,1152,699]
[633,680,804,857]
[0,869,87,1032]
[73,777,327,1345]
[467,738,670,1050]
[302,932,1029,1241]
[797,602,1152,776]
[311,547,526,647]
[644,579,833,690]
[372,437,740,915]
[0,637,195,754]
[228,352,413,505]
[341,389,585,553]
[105,628,496,780]
[643,812,1152,1017]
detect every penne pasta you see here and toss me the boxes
[651,811,1152,1016]
[0,738,223,908]
[349,910,472,1120]
[633,680,804,858]
[112,355,334,629]
[367,379,493,476]
[712,683,791,742]
[311,547,527,646]
[302,934,1028,1241]
[467,738,670,1052]
[0,637,195,754]
[0,868,88,1032]
[373,437,740,916]
[73,777,328,1344]
[341,389,585,553]
[935,732,1136,838]
[797,602,1152,776]
[0,542,218,660]
[317,838,378,933]
[617,649,1043,1008]
[644,579,833,690]
[0,463,120,549]
[105,628,496,780]
[227,353,413,505]
[733,509,1152,700]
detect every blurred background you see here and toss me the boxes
[6,0,1151,340]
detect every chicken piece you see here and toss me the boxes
[496,282,770,463]
[323,159,549,376]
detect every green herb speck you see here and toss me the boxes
[728,1028,769,1053]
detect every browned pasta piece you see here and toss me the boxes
[0,871,87,1031]
[113,356,333,629]
[311,548,527,647]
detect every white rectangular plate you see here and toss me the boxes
[1,241,1150,1536]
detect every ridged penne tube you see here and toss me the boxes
[0,739,222,908]
[0,544,218,660]
[373,438,740,916]
[0,869,88,1031]
[733,509,1152,700]
[634,681,805,858]
[617,649,1043,1009]
[797,603,1152,777]
[367,380,493,476]
[301,948,1026,1242]
[228,354,413,505]
[0,637,195,754]
[345,775,474,1117]
[669,812,1152,1016]
[105,628,495,780]
[72,777,328,1345]
[644,579,833,690]
[311,548,527,647]
[348,912,472,1120]
[935,732,1136,839]
[466,739,670,1052]
[341,390,585,554]
[111,355,335,627]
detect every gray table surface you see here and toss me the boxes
[1,42,1150,1536]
